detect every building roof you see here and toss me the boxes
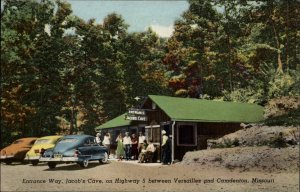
[148,95,264,123]
[95,95,264,130]
[95,113,131,131]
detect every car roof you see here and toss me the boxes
[14,137,38,145]
[36,135,63,140]
[61,135,93,139]
[15,137,38,142]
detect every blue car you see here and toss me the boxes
[39,135,108,169]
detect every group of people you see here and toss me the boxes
[115,132,147,161]
[95,130,172,165]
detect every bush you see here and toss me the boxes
[269,132,288,148]
[264,97,300,126]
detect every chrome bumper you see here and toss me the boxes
[25,156,40,161]
[39,157,79,162]
[0,155,14,159]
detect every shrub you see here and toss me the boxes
[269,132,288,148]
[212,155,223,162]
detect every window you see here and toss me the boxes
[177,123,197,146]
[84,137,96,145]
[145,125,160,143]
[58,138,78,143]
[35,139,52,145]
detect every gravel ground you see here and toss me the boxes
[1,160,299,192]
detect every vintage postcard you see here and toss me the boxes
[1,0,299,192]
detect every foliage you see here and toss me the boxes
[269,132,288,148]
[1,1,170,144]
[264,97,300,126]
[1,0,299,146]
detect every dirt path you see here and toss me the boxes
[1,161,299,192]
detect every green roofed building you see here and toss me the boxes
[95,95,264,161]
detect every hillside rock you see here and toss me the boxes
[182,146,299,173]
[207,125,299,148]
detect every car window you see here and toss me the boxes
[35,139,51,145]
[54,137,63,144]
[13,140,23,144]
[29,140,36,145]
[84,138,96,146]
[58,138,78,143]
[90,138,96,145]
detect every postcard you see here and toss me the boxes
[1,0,299,192]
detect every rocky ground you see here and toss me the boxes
[182,146,299,173]
[183,125,299,173]
[208,125,299,147]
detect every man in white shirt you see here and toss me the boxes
[123,132,132,160]
[95,133,101,144]
[138,132,146,155]
[138,139,156,163]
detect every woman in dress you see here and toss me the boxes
[115,133,125,161]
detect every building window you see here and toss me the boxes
[145,125,160,144]
[177,123,197,146]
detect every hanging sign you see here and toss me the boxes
[125,108,147,121]
[128,108,146,115]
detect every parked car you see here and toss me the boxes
[39,135,108,169]
[0,137,38,164]
[25,135,63,166]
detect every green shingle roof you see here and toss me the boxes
[95,113,131,130]
[96,95,264,130]
[149,95,264,123]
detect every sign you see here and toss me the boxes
[125,114,147,121]
[125,109,147,121]
[128,108,146,116]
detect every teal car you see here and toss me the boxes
[39,135,108,169]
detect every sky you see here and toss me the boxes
[67,0,189,38]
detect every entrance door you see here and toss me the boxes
[145,125,160,144]
[145,125,161,162]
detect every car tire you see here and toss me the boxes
[100,152,108,164]
[5,160,12,165]
[48,162,56,169]
[31,160,39,166]
[79,160,89,168]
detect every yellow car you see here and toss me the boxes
[25,135,62,165]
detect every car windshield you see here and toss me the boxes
[58,138,78,143]
[13,140,23,144]
[35,139,52,144]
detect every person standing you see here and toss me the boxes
[138,132,146,155]
[115,134,124,161]
[95,133,101,144]
[103,132,111,157]
[131,134,138,160]
[123,132,132,160]
[161,130,171,165]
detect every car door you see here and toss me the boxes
[89,137,102,160]
[78,138,93,160]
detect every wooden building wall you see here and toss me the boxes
[174,122,242,160]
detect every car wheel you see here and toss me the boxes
[79,160,89,168]
[5,160,12,165]
[100,152,108,164]
[31,160,39,166]
[48,162,56,169]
